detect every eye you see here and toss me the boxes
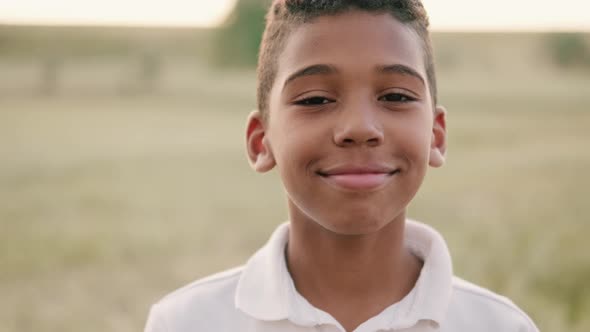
[378,93,416,103]
[294,96,334,106]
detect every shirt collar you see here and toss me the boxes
[235,222,292,321]
[235,220,453,328]
[401,220,454,327]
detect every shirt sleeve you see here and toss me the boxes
[520,312,540,332]
[144,303,168,332]
[526,319,540,332]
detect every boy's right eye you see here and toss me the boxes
[293,96,334,106]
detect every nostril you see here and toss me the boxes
[337,136,382,147]
[366,137,381,146]
[342,138,355,144]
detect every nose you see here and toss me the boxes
[333,102,384,148]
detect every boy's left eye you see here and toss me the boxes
[378,93,415,103]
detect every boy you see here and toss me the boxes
[144,1,539,331]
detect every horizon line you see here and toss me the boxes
[1,21,589,33]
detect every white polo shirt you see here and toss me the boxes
[144,220,539,332]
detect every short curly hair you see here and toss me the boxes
[256,0,436,118]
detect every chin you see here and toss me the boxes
[318,213,391,236]
[287,194,405,236]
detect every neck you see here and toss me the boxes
[286,203,422,330]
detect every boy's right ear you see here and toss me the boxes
[245,110,276,173]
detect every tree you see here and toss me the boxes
[546,33,590,69]
[212,0,269,67]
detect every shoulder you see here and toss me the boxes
[445,276,539,332]
[158,266,243,306]
[145,266,247,332]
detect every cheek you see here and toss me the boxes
[270,121,324,177]
[390,116,432,160]
[412,127,433,159]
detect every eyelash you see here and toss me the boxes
[293,96,334,106]
[378,93,417,103]
[293,93,416,106]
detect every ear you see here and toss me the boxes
[429,105,447,168]
[246,110,276,172]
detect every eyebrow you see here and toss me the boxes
[282,64,338,90]
[282,63,425,90]
[377,64,425,87]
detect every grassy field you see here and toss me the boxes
[1,35,590,331]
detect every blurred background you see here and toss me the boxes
[1,0,589,331]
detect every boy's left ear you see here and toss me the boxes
[246,110,276,172]
[429,105,447,168]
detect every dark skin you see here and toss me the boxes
[246,11,447,332]
[286,209,423,331]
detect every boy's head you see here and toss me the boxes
[246,0,447,235]
[257,0,437,118]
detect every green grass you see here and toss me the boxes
[1,56,589,332]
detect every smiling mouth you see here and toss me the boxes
[316,168,401,191]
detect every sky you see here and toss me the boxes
[0,0,588,31]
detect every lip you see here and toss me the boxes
[316,165,400,191]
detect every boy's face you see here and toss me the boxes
[247,11,447,235]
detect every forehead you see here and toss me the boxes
[275,10,425,82]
